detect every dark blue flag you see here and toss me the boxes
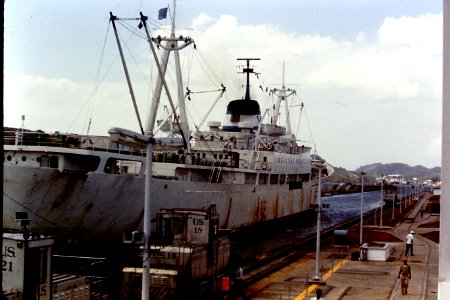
[158,7,168,20]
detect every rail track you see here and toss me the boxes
[240,192,429,295]
[240,209,377,286]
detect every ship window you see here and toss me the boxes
[259,173,268,185]
[50,156,59,168]
[279,175,286,184]
[104,158,142,175]
[40,155,49,167]
[22,156,26,161]
[39,248,49,284]
[173,217,187,241]
[270,174,279,185]
[287,174,297,183]
[245,173,257,184]
[230,114,240,123]
[7,155,12,161]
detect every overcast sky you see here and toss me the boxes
[4,0,443,171]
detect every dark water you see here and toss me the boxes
[321,184,414,228]
[236,187,416,262]
[321,190,385,227]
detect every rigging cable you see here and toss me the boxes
[3,191,85,240]
[66,23,111,134]
[302,106,318,157]
[117,20,153,87]
[193,49,223,87]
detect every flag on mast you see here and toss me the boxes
[158,7,168,20]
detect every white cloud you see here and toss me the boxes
[427,135,442,160]
[191,12,215,29]
[3,11,442,170]
[378,13,442,54]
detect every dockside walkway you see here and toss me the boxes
[245,195,439,300]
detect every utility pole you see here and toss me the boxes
[380,174,383,227]
[360,171,366,245]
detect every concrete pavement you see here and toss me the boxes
[245,204,439,299]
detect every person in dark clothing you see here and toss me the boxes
[398,256,412,295]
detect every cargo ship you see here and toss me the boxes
[3,9,333,247]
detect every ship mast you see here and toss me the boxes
[144,1,193,150]
[271,62,295,134]
[237,58,260,100]
[171,3,190,150]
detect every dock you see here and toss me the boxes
[245,196,439,299]
[401,193,429,223]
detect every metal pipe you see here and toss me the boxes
[142,138,153,300]
[109,13,145,135]
[313,166,323,280]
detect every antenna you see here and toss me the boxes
[237,58,260,100]
[20,115,25,147]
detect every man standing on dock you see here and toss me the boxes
[405,231,414,256]
[311,288,324,300]
[398,257,412,295]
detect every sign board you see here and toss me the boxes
[2,233,53,299]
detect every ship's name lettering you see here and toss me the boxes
[193,218,204,234]
[39,284,47,296]
[193,218,204,226]
[2,246,15,258]
[2,260,13,272]
[2,246,16,272]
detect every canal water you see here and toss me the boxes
[236,190,389,263]
[321,184,414,228]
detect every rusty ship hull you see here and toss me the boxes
[3,139,321,243]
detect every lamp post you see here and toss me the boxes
[404,184,407,210]
[391,185,396,221]
[360,171,366,245]
[380,174,383,227]
[308,162,326,285]
[108,127,183,300]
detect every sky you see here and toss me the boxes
[4,0,443,171]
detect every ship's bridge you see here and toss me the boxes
[221,99,261,133]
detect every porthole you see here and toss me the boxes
[7,155,12,161]
[22,156,27,161]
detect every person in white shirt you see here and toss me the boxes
[405,231,414,256]
[311,288,324,300]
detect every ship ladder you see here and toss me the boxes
[209,166,222,183]
[249,151,259,169]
